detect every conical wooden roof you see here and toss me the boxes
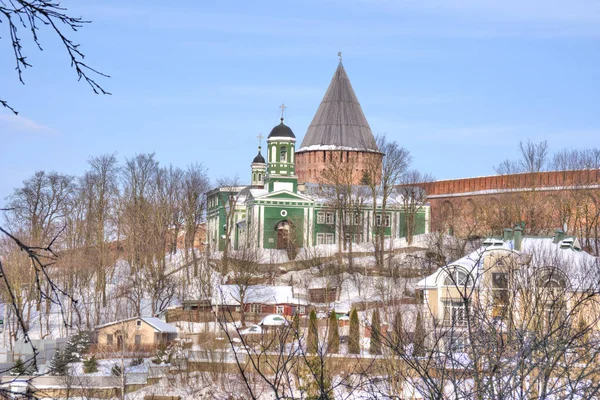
[299,63,379,152]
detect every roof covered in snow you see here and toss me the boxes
[214,285,307,306]
[259,314,289,327]
[298,63,379,153]
[96,317,178,333]
[417,236,599,290]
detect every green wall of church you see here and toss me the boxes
[262,206,304,249]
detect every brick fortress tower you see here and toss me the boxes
[296,60,383,184]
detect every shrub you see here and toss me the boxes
[307,310,318,354]
[48,349,69,376]
[129,357,144,367]
[327,310,339,354]
[83,355,98,374]
[10,357,33,376]
[369,308,382,355]
[348,308,360,355]
[111,364,122,377]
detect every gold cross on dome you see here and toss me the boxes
[338,51,342,62]
[256,133,264,146]
[279,103,286,120]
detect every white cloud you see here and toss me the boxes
[0,113,58,137]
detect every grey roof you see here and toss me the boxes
[252,147,266,164]
[268,119,295,139]
[95,316,177,333]
[298,62,379,152]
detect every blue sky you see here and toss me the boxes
[1,0,599,205]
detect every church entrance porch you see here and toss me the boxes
[276,221,290,249]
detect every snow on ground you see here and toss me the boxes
[70,357,157,377]
[8,233,430,348]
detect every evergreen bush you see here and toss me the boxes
[10,357,32,376]
[82,355,98,374]
[369,308,382,355]
[111,364,122,377]
[307,309,318,354]
[348,308,360,355]
[129,357,144,367]
[413,311,425,357]
[48,349,69,376]
[327,310,339,354]
[393,310,404,351]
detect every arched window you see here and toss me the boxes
[258,173,262,181]
[280,146,287,162]
[444,268,473,286]
[537,268,567,288]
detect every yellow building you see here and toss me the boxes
[416,227,600,351]
[95,317,178,350]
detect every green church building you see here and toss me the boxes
[207,62,430,254]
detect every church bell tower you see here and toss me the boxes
[265,104,298,193]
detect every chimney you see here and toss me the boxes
[503,228,513,242]
[553,229,565,244]
[513,225,523,251]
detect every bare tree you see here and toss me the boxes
[398,170,433,245]
[224,246,261,328]
[181,163,210,277]
[494,140,550,175]
[1,0,109,113]
[318,150,368,268]
[363,135,411,268]
[215,176,243,272]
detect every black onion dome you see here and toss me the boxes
[253,149,266,164]
[268,118,295,139]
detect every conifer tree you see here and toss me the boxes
[48,349,69,376]
[327,310,339,354]
[392,310,404,351]
[10,357,32,376]
[292,311,300,337]
[111,364,122,376]
[348,308,360,355]
[369,308,382,355]
[83,355,98,373]
[307,309,318,354]
[413,311,425,357]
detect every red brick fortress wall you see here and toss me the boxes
[415,170,600,248]
[420,169,600,197]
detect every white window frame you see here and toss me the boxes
[250,304,262,314]
[316,233,325,245]
[298,306,306,314]
[325,212,334,224]
[444,269,473,287]
[276,306,285,315]
[136,320,142,330]
[375,214,390,227]
[445,332,468,352]
[352,233,363,243]
[280,146,287,162]
[317,212,325,224]
[325,233,335,244]
[442,300,468,327]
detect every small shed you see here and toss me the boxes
[213,285,308,317]
[95,317,177,350]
